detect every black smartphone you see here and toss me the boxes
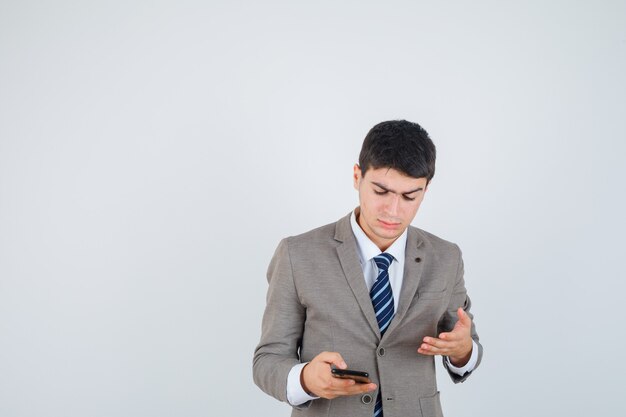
[331,368,372,384]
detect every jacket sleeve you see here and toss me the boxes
[439,245,483,383]
[253,238,308,404]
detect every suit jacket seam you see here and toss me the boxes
[453,243,463,288]
[284,236,302,304]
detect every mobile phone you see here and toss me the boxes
[331,368,372,384]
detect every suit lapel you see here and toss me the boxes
[334,214,381,338]
[384,227,425,338]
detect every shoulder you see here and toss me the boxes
[409,225,462,258]
[283,219,339,251]
[270,214,351,264]
[267,220,339,273]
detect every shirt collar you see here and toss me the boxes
[350,209,407,266]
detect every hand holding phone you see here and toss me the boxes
[301,351,377,399]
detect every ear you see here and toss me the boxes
[353,164,362,190]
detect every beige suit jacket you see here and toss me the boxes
[253,212,482,417]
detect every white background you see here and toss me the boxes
[1,1,625,416]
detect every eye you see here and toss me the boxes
[374,190,388,195]
[403,195,416,201]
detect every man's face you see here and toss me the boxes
[353,165,428,251]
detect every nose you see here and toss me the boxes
[385,194,400,216]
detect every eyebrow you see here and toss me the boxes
[371,181,424,195]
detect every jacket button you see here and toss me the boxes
[378,347,385,356]
[415,257,422,263]
[361,394,373,404]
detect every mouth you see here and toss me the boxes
[378,219,401,229]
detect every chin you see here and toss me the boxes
[375,229,402,240]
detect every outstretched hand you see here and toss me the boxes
[417,308,473,367]
[301,351,377,399]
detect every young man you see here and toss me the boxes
[253,120,482,417]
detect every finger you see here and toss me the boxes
[417,346,437,356]
[418,343,444,356]
[315,351,347,369]
[420,337,466,356]
[346,382,378,394]
[331,382,378,396]
[328,374,376,391]
[329,377,356,390]
[437,331,462,341]
[419,341,452,355]
[422,336,456,348]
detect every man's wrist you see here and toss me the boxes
[446,341,479,376]
[300,363,314,396]
[287,363,319,406]
[449,350,472,367]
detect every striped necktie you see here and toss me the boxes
[370,252,395,417]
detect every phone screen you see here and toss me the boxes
[331,368,372,384]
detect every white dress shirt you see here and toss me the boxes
[286,211,478,406]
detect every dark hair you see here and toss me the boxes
[358,120,436,183]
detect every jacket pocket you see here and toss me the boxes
[419,391,443,417]
[417,288,446,299]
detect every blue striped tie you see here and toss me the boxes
[370,252,395,417]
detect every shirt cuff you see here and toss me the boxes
[446,341,479,376]
[286,362,320,406]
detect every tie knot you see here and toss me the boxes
[373,253,394,272]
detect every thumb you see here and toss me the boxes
[315,351,347,369]
[457,308,471,326]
